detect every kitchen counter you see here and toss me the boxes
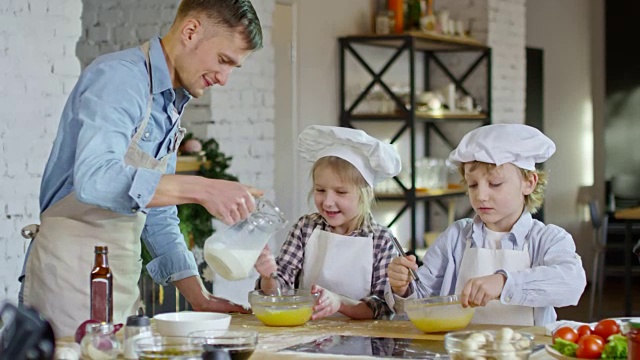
[227,314,551,359]
[57,314,553,359]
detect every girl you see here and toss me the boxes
[386,124,587,326]
[255,125,401,320]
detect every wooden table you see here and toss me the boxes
[57,314,553,359]
[226,314,552,359]
[614,206,640,316]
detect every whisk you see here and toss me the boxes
[390,237,429,296]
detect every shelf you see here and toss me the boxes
[342,31,487,51]
[376,188,466,201]
[347,111,489,122]
[176,157,209,173]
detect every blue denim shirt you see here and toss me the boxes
[38,36,197,285]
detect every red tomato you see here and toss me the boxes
[577,324,592,338]
[579,334,604,347]
[576,336,604,359]
[593,319,620,340]
[553,326,579,344]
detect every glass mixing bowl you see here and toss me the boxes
[248,289,318,327]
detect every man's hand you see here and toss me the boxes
[459,273,506,308]
[310,285,342,320]
[174,275,250,314]
[387,255,418,297]
[150,175,264,225]
[191,294,251,314]
[198,179,263,225]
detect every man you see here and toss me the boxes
[19,0,263,338]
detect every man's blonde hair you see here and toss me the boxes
[309,156,374,229]
[458,162,548,214]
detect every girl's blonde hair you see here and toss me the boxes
[458,162,548,214]
[309,156,374,229]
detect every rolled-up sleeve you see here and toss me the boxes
[142,204,199,285]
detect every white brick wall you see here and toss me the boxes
[487,0,526,123]
[0,0,82,303]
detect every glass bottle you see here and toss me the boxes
[80,323,121,360]
[90,245,113,323]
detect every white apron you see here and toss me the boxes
[454,238,534,326]
[300,228,373,301]
[21,42,185,338]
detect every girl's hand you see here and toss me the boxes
[387,255,418,297]
[254,245,277,278]
[311,285,342,320]
[460,273,506,307]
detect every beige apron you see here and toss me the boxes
[22,42,185,338]
[455,238,534,326]
[300,228,373,301]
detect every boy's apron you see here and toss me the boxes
[455,238,534,326]
[21,41,185,338]
[300,228,374,301]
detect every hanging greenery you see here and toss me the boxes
[141,133,237,272]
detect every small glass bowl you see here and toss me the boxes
[248,289,318,327]
[445,329,535,360]
[189,330,257,359]
[405,294,475,333]
[135,336,203,359]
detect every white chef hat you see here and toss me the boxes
[297,125,402,187]
[448,124,556,170]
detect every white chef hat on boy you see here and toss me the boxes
[448,124,556,170]
[298,125,402,187]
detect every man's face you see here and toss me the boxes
[174,21,252,98]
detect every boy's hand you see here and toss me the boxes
[387,255,418,297]
[460,273,506,307]
[311,285,341,319]
[254,245,277,278]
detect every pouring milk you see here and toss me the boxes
[204,198,287,281]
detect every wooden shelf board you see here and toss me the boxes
[176,157,209,173]
[376,187,466,201]
[347,112,488,122]
[342,31,487,51]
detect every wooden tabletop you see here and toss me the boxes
[615,206,640,220]
[57,314,552,359]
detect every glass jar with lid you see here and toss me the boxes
[80,323,121,360]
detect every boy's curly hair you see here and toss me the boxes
[458,162,548,214]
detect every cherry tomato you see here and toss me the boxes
[553,326,579,344]
[579,334,604,347]
[577,324,592,338]
[593,319,620,340]
[576,336,604,359]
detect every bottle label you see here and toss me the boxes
[91,279,110,322]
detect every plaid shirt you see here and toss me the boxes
[272,213,398,319]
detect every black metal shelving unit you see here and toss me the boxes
[339,32,492,250]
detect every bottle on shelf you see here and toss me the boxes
[90,245,113,323]
[388,0,404,33]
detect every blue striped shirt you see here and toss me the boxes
[385,211,587,326]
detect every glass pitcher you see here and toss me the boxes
[204,198,288,281]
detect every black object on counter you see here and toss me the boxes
[0,301,55,360]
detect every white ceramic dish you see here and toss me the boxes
[154,311,231,337]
